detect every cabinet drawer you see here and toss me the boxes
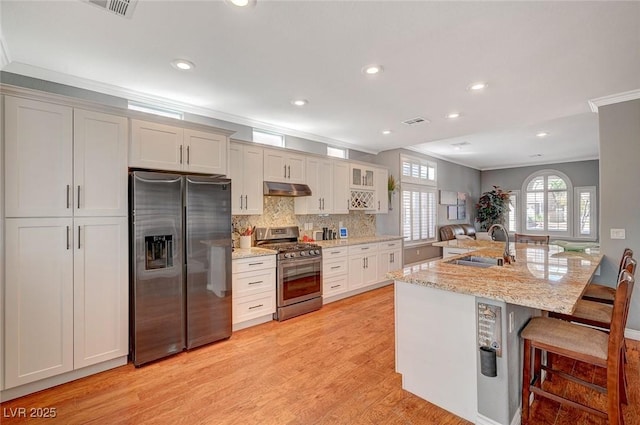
[323,258,348,277]
[379,240,402,251]
[233,292,275,323]
[233,268,275,297]
[322,246,348,259]
[232,255,276,273]
[348,243,378,255]
[323,275,348,297]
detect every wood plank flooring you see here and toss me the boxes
[1,284,638,424]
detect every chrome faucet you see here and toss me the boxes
[488,224,514,264]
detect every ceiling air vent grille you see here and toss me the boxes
[83,0,137,18]
[402,117,430,126]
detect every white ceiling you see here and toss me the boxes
[1,1,639,170]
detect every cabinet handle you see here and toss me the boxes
[240,195,244,210]
[378,200,380,210]
[362,258,366,269]
[186,146,190,164]
[287,165,291,179]
[362,176,364,185]
[361,247,369,250]
[78,226,81,249]
[77,186,81,209]
[390,253,394,263]
[331,251,341,254]
[249,262,263,266]
[248,304,264,310]
[244,195,248,210]
[322,198,325,210]
[248,280,263,285]
[66,185,70,209]
[330,285,341,289]
[319,198,322,209]
[284,165,287,178]
[331,266,341,270]
[366,257,369,268]
[180,145,183,164]
[66,226,70,250]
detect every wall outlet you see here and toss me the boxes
[416,250,420,255]
[339,221,343,228]
[508,312,515,333]
[610,228,626,239]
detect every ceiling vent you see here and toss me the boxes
[451,141,471,148]
[82,0,138,18]
[402,117,430,126]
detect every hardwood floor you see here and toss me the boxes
[1,284,638,424]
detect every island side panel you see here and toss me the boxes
[395,280,478,422]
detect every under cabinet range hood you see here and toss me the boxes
[263,181,312,197]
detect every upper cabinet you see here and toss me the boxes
[130,119,228,175]
[229,142,263,215]
[263,148,305,184]
[332,161,350,214]
[4,97,128,218]
[350,164,375,189]
[294,157,333,214]
[370,167,389,214]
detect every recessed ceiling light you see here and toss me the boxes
[170,59,195,71]
[447,112,461,119]
[227,0,256,7]
[536,132,549,138]
[291,99,308,106]
[362,65,383,75]
[382,130,392,135]
[469,82,488,91]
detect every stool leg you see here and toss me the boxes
[522,339,532,425]
[607,359,623,425]
[620,349,628,405]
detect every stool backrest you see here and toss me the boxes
[617,248,633,275]
[608,270,634,367]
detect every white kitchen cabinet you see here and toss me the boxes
[294,157,333,214]
[332,161,350,214]
[232,255,276,330]
[350,163,375,189]
[73,109,128,217]
[229,142,263,215]
[370,167,389,214]
[377,240,403,281]
[322,246,349,299]
[348,243,379,290]
[73,217,128,369]
[5,96,73,217]
[5,218,74,388]
[130,119,228,175]
[263,148,305,184]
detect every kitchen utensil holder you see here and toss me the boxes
[480,346,497,377]
[239,235,251,249]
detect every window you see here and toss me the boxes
[574,186,596,239]
[523,170,572,236]
[252,129,284,147]
[505,190,520,233]
[327,146,348,159]
[128,101,183,120]
[402,185,437,243]
[401,155,436,186]
[401,154,438,244]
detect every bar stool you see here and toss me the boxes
[514,233,550,244]
[582,248,633,304]
[520,270,634,425]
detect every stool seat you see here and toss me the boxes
[571,300,613,325]
[583,283,615,303]
[521,317,608,361]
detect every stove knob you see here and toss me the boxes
[300,251,307,256]
[284,253,292,259]
[314,249,320,255]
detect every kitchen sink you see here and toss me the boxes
[446,255,501,268]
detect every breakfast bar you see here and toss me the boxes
[388,241,603,425]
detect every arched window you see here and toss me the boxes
[522,170,573,236]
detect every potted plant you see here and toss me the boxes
[388,175,397,210]
[475,186,511,231]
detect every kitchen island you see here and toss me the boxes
[388,242,602,425]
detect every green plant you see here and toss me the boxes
[388,174,397,193]
[475,186,511,231]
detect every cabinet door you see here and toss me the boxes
[242,146,264,215]
[263,149,288,183]
[350,164,375,189]
[286,153,306,184]
[74,109,128,217]
[130,119,183,171]
[5,97,73,217]
[363,253,379,285]
[184,129,228,175]
[378,248,402,281]
[371,168,389,214]
[74,217,128,369]
[348,255,366,290]
[332,161,350,214]
[229,143,244,214]
[5,218,74,388]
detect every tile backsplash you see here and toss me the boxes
[232,196,376,240]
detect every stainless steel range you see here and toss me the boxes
[254,226,322,321]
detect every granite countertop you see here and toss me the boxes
[232,247,277,260]
[315,235,404,248]
[388,242,603,314]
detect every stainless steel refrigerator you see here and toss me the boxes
[130,171,232,366]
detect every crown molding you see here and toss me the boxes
[2,62,378,155]
[588,89,640,113]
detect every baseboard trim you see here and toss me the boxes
[625,328,640,341]
[476,407,520,425]
[511,407,521,425]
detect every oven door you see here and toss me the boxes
[277,256,322,307]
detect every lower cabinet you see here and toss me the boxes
[322,246,349,298]
[378,241,403,281]
[232,255,276,329]
[4,217,128,389]
[347,243,379,291]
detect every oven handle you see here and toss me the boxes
[278,256,322,268]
